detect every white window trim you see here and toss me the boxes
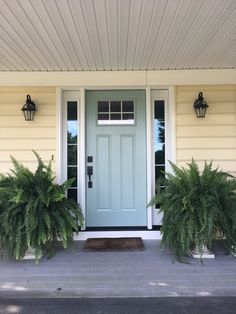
[149,87,176,227]
[56,88,86,227]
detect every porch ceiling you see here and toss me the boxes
[0,0,235,72]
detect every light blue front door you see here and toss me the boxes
[86,90,146,227]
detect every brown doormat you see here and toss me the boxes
[83,237,144,251]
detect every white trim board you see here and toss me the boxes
[1,69,236,86]
[74,230,162,240]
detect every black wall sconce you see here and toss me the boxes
[193,92,208,118]
[21,95,37,121]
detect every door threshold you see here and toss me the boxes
[74,230,161,240]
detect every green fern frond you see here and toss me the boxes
[0,151,84,262]
[148,159,236,261]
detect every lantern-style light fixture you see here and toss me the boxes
[21,95,36,121]
[193,92,208,118]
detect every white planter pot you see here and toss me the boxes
[191,245,215,259]
[225,245,236,257]
[23,248,36,260]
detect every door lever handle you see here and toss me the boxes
[87,166,93,188]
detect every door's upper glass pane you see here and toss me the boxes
[97,100,135,125]
[111,113,121,120]
[98,101,109,112]
[123,101,134,112]
[110,101,121,112]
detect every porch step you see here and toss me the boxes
[74,230,161,240]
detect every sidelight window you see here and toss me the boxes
[154,100,166,210]
[67,101,78,202]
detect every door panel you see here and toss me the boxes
[86,90,146,227]
[121,135,134,209]
[97,135,111,210]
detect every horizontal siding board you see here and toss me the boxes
[0,127,56,139]
[0,93,55,104]
[177,149,236,161]
[0,139,56,150]
[177,125,236,137]
[177,137,236,149]
[177,85,236,92]
[176,87,236,103]
[0,161,56,174]
[0,150,56,162]
[177,113,236,125]
[0,115,56,127]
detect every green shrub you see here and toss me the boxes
[0,151,83,262]
[149,160,236,261]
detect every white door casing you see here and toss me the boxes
[57,87,175,232]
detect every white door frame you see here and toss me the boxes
[57,86,175,235]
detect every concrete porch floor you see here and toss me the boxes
[0,240,236,298]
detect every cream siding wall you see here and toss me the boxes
[176,85,236,176]
[1,83,236,179]
[0,87,56,174]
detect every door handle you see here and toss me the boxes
[87,166,93,188]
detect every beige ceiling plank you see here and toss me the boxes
[214,43,236,69]
[44,0,81,70]
[140,0,166,69]
[157,0,193,69]
[0,1,45,70]
[187,0,236,69]
[106,0,119,70]
[29,0,70,70]
[0,38,29,70]
[132,0,155,70]
[191,5,236,68]
[7,0,59,70]
[93,0,111,70]
[19,1,62,70]
[165,0,204,70]
[199,25,236,69]
[69,0,96,70]
[172,0,221,69]
[0,26,36,70]
[118,0,130,70]
[56,0,88,70]
[0,54,17,71]
[147,0,180,69]
[126,0,143,70]
[80,0,104,70]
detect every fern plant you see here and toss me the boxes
[0,151,83,262]
[149,160,236,261]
